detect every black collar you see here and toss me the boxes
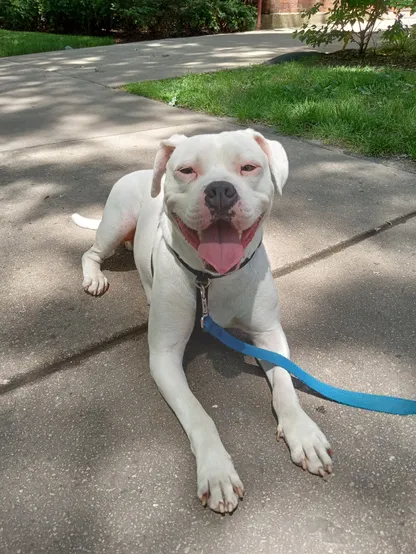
[168,241,262,284]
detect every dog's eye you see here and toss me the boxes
[241,164,257,172]
[178,167,194,175]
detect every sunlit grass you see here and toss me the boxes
[124,60,416,160]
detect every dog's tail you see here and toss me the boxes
[71,213,101,230]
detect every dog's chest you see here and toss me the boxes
[205,280,248,329]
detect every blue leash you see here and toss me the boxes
[203,315,416,415]
[197,285,416,416]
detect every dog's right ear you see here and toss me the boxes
[151,134,188,197]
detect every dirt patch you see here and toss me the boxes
[316,49,416,71]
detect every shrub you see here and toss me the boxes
[0,0,257,36]
[109,0,257,36]
[381,6,416,55]
[0,0,42,31]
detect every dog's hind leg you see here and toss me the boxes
[79,174,142,296]
[81,220,136,296]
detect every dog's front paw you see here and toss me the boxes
[197,451,244,514]
[277,409,333,476]
[82,272,109,296]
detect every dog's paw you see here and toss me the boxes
[277,409,333,476]
[197,452,244,514]
[82,272,109,296]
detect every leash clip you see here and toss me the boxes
[196,278,210,328]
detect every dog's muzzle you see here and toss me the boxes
[175,181,262,275]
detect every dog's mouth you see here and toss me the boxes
[175,216,263,275]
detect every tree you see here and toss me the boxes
[294,0,416,55]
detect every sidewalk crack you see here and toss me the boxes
[272,210,416,279]
[2,209,415,396]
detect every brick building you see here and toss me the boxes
[261,0,334,28]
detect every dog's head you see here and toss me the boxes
[151,129,288,275]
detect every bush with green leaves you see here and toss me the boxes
[0,0,256,36]
[114,0,256,36]
[381,10,416,54]
[294,1,416,56]
[0,0,115,33]
[0,0,39,31]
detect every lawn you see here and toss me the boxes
[0,29,114,57]
[124,59,416,160]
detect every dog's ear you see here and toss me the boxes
[245,129,288,195]
[151,134,188,197]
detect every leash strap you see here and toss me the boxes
[200,304,416,416]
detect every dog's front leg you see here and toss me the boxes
[148,278,243,513]
[252,326,333,476]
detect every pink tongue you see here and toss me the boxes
[198,221,244,274]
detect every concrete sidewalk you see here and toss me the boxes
[1,32,415,554]
[2,221,415,554]
[5,31,333,88]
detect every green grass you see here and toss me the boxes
[124,60,416,160]
[0,29,114,57]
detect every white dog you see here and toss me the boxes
[72,129,332,514]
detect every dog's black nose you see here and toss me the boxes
[205,181,238,212]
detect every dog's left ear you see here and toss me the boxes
[151,134,188,197]
[245,129,288,195]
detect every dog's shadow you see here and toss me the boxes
[102,247,136,272]
[184,319,326,402]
